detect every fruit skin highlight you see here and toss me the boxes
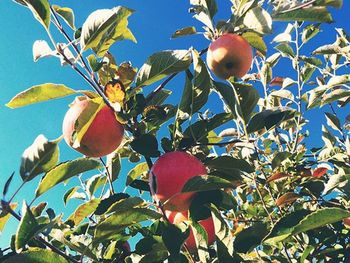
[149,151,207,211]
[62,97,124,157]
[206,33,253,79]
[166,210,215,252]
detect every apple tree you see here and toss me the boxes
[1,0,350,262]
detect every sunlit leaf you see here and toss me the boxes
[68,198,100,225]
[94,208,161,241]
[234,222,269,253]
[15,202,39,252]
[6,83,76,109]
[20,135,60,182]
[171,26,197,39]
[22,0,50,29]
[182,175,233,193]
[127,162,148,185]
[136,50,192,87]
[80,7,135,56]
[35,158,101,197]
[52,5,75,29]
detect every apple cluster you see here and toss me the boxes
[149,151,215,252]
[60,32,253,253]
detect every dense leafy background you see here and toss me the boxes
[1,0,350,262]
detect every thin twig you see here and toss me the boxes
[100,157,115,195]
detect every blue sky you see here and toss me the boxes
[0,0,349,248]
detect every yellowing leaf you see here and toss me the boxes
[104,80,125,103]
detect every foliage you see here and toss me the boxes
[1,0,350,262]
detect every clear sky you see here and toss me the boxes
[0,0,349,248]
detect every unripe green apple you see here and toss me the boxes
[165,210,215,252]
[149,151,207,211]
[62,97,124,157]
[206,33,253,79]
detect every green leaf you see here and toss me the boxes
[213,82,237,118]
[50,229,98,261]
[130,134,160,157]
[22,0,50,29]
[292,208,350,235]
[327,74,350,87]
[323,173,350,195]
[94,208,161,241]
[191,220,209,261]
[316,0,343,8]
[325,112,342,132]
[242,32,267,56]
[190,0,217,31]
[146,89,172,106]
[95,193,130,215]
[68,198,101,225]
[321,89,350,106]
[171,26,197,39]
[87,54,104,72]
[63,186,81,206]
[243,7,272,34]
[271,152,291,170]
[20,135,60,182]
[205,155,254,174]
[234,222,269,253]
[302,24,321,44]
[139,244,169,263]
[127,162,149,185]
[80,7,135,55]
[106,196,144,214]
[275,43,295,57]
[15,202,39,252]
[182,175,233,193]
[6,83,76,109]
[210,205,234,261]
[3,248,69,263]
[247,109,295,134]
[35,158,101,197]
[264,209,310,244]
[190,49,212,114]
[136,50,192,87]
[52,5,75,29]
[12,0,27,6]
[265,208,350,244]
[181,113,232,146]
[86,174,107,197]
[235,84,260,122]
[3,172,15,197]
[273,6,333,23]
[0,203,17,232]
[106,152,121,182]
[162,222,189,255]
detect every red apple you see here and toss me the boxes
[206,34,253,79]
[149,151,207,211]
[166,210,215,252]
[344,217,350,227]
[62,97,124,157]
